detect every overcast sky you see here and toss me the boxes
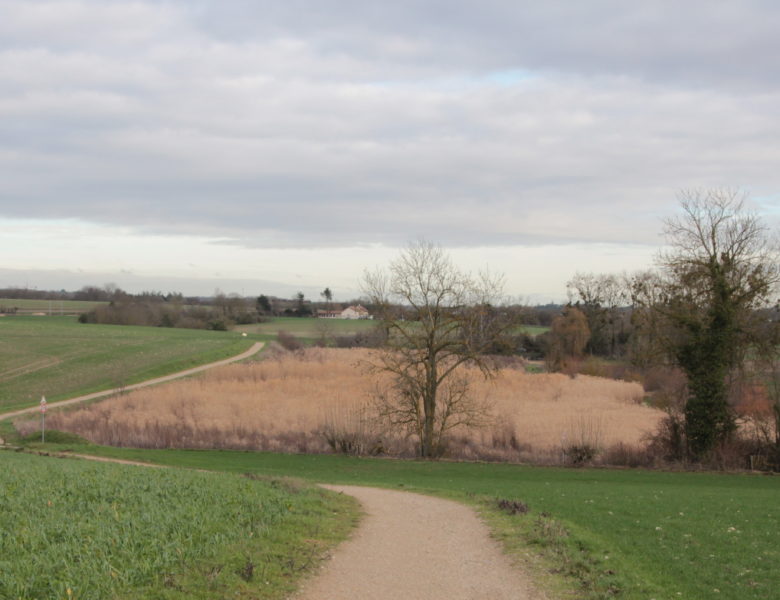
[2,1,779,301]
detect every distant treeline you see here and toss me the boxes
[78,291,263,331]
[0,285,143,302]
[3,285,565,340]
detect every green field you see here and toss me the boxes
[0,316,261,413]
[236,317,547,342]
[40,445,779,600]
[0,451,356,600]
[235,316,379,339]
[520,325,550,337]
[0,298,107,315]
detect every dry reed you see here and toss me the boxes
[22,348,664,461]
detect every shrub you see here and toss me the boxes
[319,402,385,456]
[333,328,387,348]
[600,442,655,468]
[562,443,599,466]
[495,498,529,515]
[276,330,303,351]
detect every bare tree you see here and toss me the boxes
[626,269,669,368]
[362,241,515,458]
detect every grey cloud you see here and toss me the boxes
[183,0,780,89]
[1,0,780,251]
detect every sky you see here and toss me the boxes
[2,1,780,302]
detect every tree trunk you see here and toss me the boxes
[421,356,437,458]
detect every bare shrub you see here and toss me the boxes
[642,366,685,394]
[496,498,529,515]
[489,418,523,452]
[276,330,303,352]
[333,328,387,348]
[578,357,642,383]
[561,415,603,466]
[600,442,655,468]
[319,401,385,455]
[644,367,689,462]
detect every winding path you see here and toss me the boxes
[0,341,264,425]
[1,341,545,598]
[294,485,543,600]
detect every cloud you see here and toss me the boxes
[1,0,779,254]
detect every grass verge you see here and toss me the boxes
[0,450,358,600]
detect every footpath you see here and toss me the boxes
[0,341,264,442]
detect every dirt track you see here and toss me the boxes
[295,485,543,600]
[0,341,264,426]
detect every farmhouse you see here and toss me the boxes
[341,304,371,320]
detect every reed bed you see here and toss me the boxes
[27,348,663,461]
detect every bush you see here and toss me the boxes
[208,319,228,331]
[276,330,303,351]
[333,328,387,348]
[562,443,599,466]
[319,402,385,456]
[578,357,642,383]
[600,442,655,468]
[645,412,687,463]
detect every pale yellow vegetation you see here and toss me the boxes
[34,348,664,459]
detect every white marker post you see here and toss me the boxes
[40,396,47,443]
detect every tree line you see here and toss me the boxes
[365,190,780,466]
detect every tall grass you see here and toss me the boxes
[29,348,662,462]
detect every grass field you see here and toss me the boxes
[0,450,356,600]
[0,298,106,315]
[38,445,780,600]
[235,317,379,339]
[0,316,261,413]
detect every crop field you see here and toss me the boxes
[51,445,780,600]
[0,316,258,413]
[30,348,662,460]
[0,298,107,315]
[0,450,357,600]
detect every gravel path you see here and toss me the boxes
[0,341,264,426]
[295,485,543,600]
